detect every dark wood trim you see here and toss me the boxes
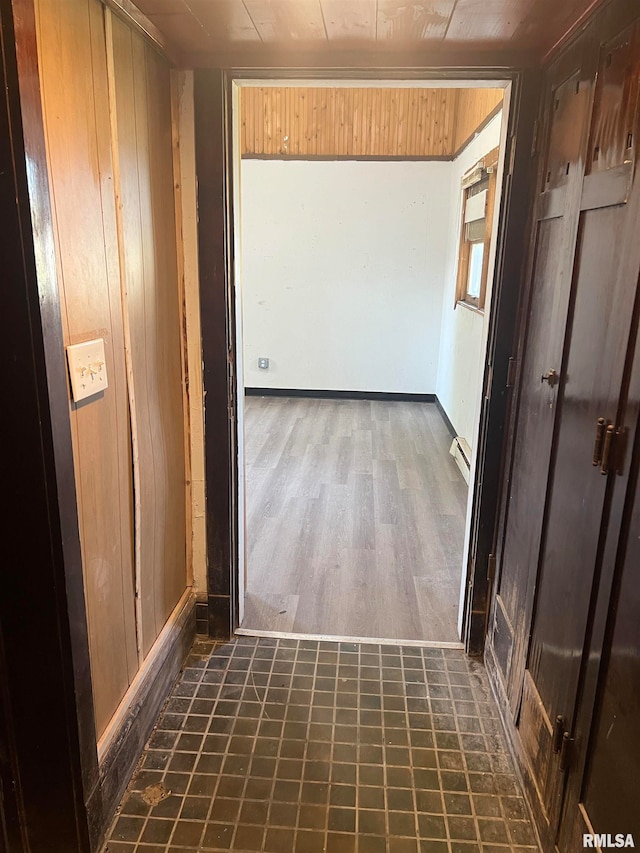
[463,69,542,654]
[484,641,547,850]
[241,153,454,162]
[194,69,236,640]
[542,0,610,64]
[452,101,504,159]
[97,594,196,840]
[245,388,436,402]
[2,0,98,848]
[185,47,539,72]
[101,0,182,66]
[199,64,540,656]
[200,65,539,654]
[195,597,209,635]
[434,398,457,439]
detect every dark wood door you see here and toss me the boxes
[579,482,640,843]
[517,16,640,846]
[490,53,594,714]
[556,285,640,851]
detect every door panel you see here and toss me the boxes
[555,22,640,851]
[528,204,636,717]
[492,65,593,713]
[588,27,640,176]
[544,73,591,191]
[583,476,640,839]
[517,17,640,841]
[495,218,564,693]
[558,308,640,849]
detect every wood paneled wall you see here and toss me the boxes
[454,88,504,153]
[35,0,187,736]
[35,0,138,738]
[240,87,503,158]
[108,14,187,660]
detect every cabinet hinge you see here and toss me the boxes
[506,357,518,389]
[600,425,628,476]
[559,731,574,773]
[613,427,628,476]
[487,553,497,582]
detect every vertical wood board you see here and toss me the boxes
[240,86,502,157]
[35,0,138,737]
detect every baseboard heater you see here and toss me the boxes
[450,436,471,484]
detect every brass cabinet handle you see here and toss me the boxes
[541,369,559,387]
[593,417,606,466]
[601,424,616,475]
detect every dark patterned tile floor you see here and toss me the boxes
[103,636,540,853]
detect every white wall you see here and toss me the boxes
[240,159,452,394]
[436,112,503,446]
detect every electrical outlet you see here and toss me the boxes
[66,338,108,403]
[258,357,269,370]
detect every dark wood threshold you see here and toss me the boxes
[92,591,196,846]
[245,388,436,403]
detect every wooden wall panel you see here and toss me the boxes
[241,87,458,157]
[241,86,502,157]
[453,87,504,153]
[35,0,138,737]
[36,0,187,736]
[109,15,187,659]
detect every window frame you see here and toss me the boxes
[455,147,500,311]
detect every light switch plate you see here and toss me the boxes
[66,338,109,403]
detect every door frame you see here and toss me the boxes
[195,64,542,652]
[1,0,100,847]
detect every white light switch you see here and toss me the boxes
[66,338,109,403]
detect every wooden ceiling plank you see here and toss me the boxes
[129,0,603,64]
[261,87,269,153]
[184,0,261,42]
[513,0,604,53]
[365,86,375,155]
[145,11,212,52]
[377,0,456,41]
[132,0,186,15]
[445,0,537,41]
[407,87,418,153]
[242,0,327,41]
[320,0,376,40]
[269,88,284,154]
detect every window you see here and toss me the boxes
[455,148,499,311]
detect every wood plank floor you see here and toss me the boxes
[241,396,468,642]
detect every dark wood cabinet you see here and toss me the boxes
[487,2,640,850]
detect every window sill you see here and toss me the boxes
[456,300,485,316]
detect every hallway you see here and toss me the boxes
[104,637,539,852]
[242,398,467,642]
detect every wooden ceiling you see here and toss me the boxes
[124,0,607,67]
[241,87,503,157]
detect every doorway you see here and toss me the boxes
[228,78,513,645]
